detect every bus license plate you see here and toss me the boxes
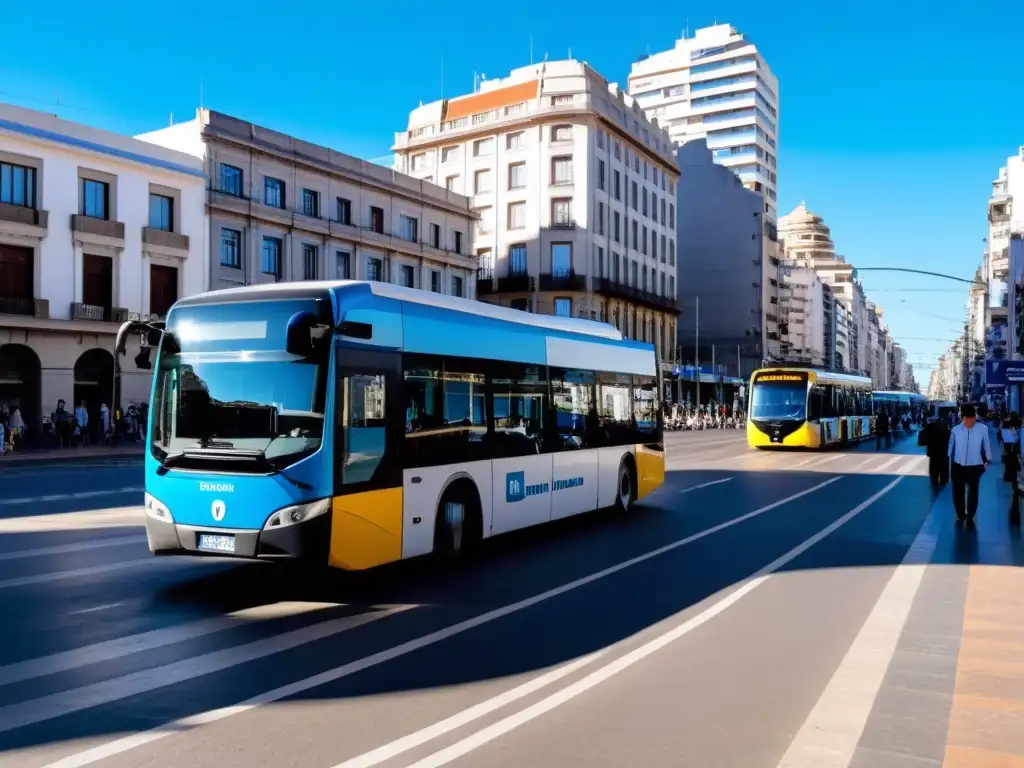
[198,534,236,553]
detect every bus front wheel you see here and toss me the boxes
[434,481,482,559]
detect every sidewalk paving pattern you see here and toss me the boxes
[850,452,1024,768]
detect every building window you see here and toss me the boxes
[510,244,527,274]
[302,244,318,280]
[478,248,493,271]
[149,194,173,231]
[367,256,383,281]
[631,261,639,287]
[597,129,605,150]
[441,146,459,163]
[631,180,638,211]
[451,275,464,297]
[0,162,35,207]
[474,168,492,194]
[597,201,605,235]
[669,240,676,266]
[550,124,573,142]
[370,206,384,234]
[430,223,441,248]
[642,189,649,217]
[475,206,493,235]
[337,197,352,225]
[613,170,621,201]
[506,131,524,150]
[220,229,241,268]
[613,211,621,243]
[669,203,675,227]
[554,297,572,317]
[508,162,526,190]
[595,245,604,278]
[82,253,113,312]
[302,189,319,218]
[220,164,242,196]
[551,243,572,276]
[399,214,419,242]
[473,137,494,157]
[399,264,415,288]
[336,250,351,279]
[651,233,657,260]
[508,201,526,229]
[632,220,638,250]
[641,226,648,255]
[660,272,666,296]
[454,231,463,254]
[430,270,441,293]
[150,263,177,317]
[597,159,605,191]
[262,237,282,278]
[411,152,428,171]
[551,156,572,186]
[81,178,109,219]
[661,234,667,262]
[552,198,573,227]
[264,177,285,209]
[551,94,573,106]
[445,175,459,192]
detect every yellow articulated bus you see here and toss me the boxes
[747,367,874,448]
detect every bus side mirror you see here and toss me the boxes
[286,312,331,358]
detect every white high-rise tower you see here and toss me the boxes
[628,24,779,220]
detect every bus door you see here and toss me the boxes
[329,347,404,570]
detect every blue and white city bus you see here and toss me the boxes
[125,281,664,571]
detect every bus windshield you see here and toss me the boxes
[150,300,327,469]
[750,380,807,421]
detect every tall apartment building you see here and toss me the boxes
[394,60,680,362]
[0,103,206,434]
[627,24,779,220]
[675,138,778,378]
[777,262,825,365]
[138,109,477,298]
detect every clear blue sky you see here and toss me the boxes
[3,1,1022,383]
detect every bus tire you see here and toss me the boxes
[433,480,482,559]
[614,457,636,513]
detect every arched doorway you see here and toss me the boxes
[74,348,114,438]
[0,344,41,439]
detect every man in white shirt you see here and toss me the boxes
[947,404,991,521]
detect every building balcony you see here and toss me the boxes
[477,267,497,295]
[539,270,586,292]
[70,303,129,323]
[0,203,48,230]
[71,214,125,242]
[497,271,535,293]
[593,277,679,314]
[142,227,190,252]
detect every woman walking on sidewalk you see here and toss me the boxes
[1003,413,1023,526]
[948,404,992,522]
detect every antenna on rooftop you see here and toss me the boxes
[530,36,534,65]
[440,53,444,98]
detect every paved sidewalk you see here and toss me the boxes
[0,443,144,466]
[848,448,1024,768]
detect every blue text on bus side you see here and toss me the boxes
[505,472,583,503]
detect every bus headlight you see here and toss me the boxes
[264,498,331,530]
[144,493,174,523]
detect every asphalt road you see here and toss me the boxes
[0,429,938,768]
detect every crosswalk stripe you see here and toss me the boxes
[0,605,410,734]
[0,602,344,687]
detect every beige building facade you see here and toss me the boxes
[0,103,205,439]
[139,109,477,298]
[393,60,680,364]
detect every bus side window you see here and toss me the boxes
[550,368,595,451]
[596,372,632,447]
[338,373,387,485]
[808,386,824,421]
[632,374,659,442]
[822,385,838,418]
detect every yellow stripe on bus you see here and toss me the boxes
[328,487,403,570]
[635,444,665,499]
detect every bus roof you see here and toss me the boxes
[751,367,872,387]
[176,280,625,342]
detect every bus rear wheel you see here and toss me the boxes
[615,460,636,513]
[434,481,482,559]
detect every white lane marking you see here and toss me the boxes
[0,487,143,505]
[0,535,147,563]
[402,462,921,767]
[776,456,934,768]
[0,602,342,687]
[873,454,907,474]
[0,507,143,534]
[0,559,164,590]
[332,653,606,768]
[678,478,733,494]
[0,606,409,735]
[68,603,124,616]
[45,476,843,768]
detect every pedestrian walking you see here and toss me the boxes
[1002,413,1023,526]
[875,409,891,450]
[948,404,992,522]
[921,416,950,486]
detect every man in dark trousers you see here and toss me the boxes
[922,417,950,486]
[948,404,992,521]
[875,409,891,450]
